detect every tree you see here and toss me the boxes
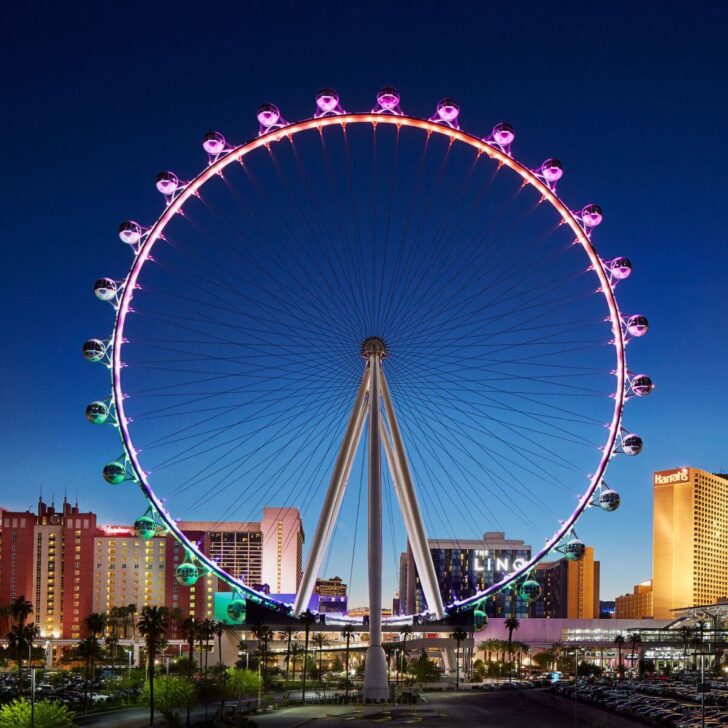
[341,625,355,699]
[478,638,498,665]
[199,618,216,676]
[505,616,520,677]
[0,698,74,728]
[180,617,198,676]
[290,642,303,682]
[312,633,329,693]
[76,636,102,712]
[7,595,33,693]
[678,626,692,672]
[7,623,40,696]
[614,635,626,676]
[449,628,467,689]
[138,605,169,727]
[298,610,315,700]
[226,667,261,704]
[83,612,106,690]
[628,633,642,676]
[279,626,295,681]
[142,674,196,721]
[9,596,33,630]
[215,622,225,667]
[127,603,138,639]
[408,650,442,687]
[398,624,413,686]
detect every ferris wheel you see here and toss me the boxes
[84,87,650,696]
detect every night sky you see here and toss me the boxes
[2,1,727,603]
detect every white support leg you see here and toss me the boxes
[293,367,370,616]
[380,370,446,619]
[362,354,390,701]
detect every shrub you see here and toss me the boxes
[0,698,74,728]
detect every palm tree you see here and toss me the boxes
[298,610,315,700]
[341,625,355,699]
[678,625,691,673]
[7,621,39,695]
[138,605,169,727]
[84,613,106,686]
[279,626,295,681]
[505,616,520,678]
[9,595,33,629]
[180,616,198,675]
[478,638,498,665]
[76,635,102,713]
[312,633,329,693]
[628,633,642,676]
[200,618,216,676]
[398,624,413,686]
[614,634,625,676]
[215,621,225,667]
[290,642,303,682]
[449,628,467,689]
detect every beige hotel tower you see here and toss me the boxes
[653,468,728,618]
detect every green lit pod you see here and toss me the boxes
[103,461,126,484]
[134,515,158,539]
[85,401,110,424]
[175,563,200,586]
[519,579,542,602]
[226,598,246,623]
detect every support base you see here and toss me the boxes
[362,644,389,701]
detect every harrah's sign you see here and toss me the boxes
[654,468,689,485]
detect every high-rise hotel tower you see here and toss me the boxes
[653,468,728,618]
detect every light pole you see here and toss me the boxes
[164,656,170,717]
[30,667,36,728]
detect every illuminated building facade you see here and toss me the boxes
[530,546,600,619]
[404,532,532,618]
[93,527,167,616]
[653,468,728,618]
[615,580,653,619]
[315,575,348,614]
[261,507,303,594]
[3,499,98,640]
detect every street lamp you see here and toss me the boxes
[163,656,170,717]
[30,667,36,728]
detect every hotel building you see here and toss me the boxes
[530,546,600,619]
[403,532,532,618]
[653,468,728,618]
[615,580,653,619]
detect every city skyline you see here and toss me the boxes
[2,2,728,611]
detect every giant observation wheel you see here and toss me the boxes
[84,89,651,669]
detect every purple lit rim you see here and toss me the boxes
[110,113,627,623]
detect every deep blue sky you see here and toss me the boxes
[2,1,727,602]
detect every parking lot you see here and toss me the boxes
[553,677,728,727]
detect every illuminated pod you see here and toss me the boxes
[134,515,158,539]
[492,122,515,146]
[155,171,179,196]
[541,158,563,183]
[598,489,621,511]
[581,204,603,227]
[519,579,542,602]
[375,86,400,112]
[202,131,226,155]
[562,538,586,561]
[626,315,649,337]
[118,221,142,244]
[175,562,200,586]
[226,598,246,622]
[82,339,106,363]
[610,257,632,280]
[257,103,281,128]
[103,460,127,484]
[631,374,654,397]
[94,278,117,302]
[85,401,109,424]
[622,433,643,455]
